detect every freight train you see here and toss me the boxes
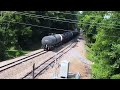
[41,31,79,51]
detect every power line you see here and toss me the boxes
[14,11,78,23]
[81,15,120,20]
[19,11,120,28]
[13,11,120,29]
[79,15,120,22]
[0,11,78,32]
[39,11,119,21]
[48,11,79,16]
[25,11,79,16]
[0,19,74,32]
[7,11,120,22]
[78,22,120,29]
[84,32,120,38]
[15,12,120,27]
[1,11,120,38]
[1,13,120,30]
[0,19,120,38]
[4,11,120,27]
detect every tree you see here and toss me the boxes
[0,11,78,61]
[78,11,120,79]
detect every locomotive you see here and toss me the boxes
[41,31,79,51]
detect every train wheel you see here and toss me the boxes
[44,45,48,51]
[47,47,50,51]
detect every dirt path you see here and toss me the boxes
[66,36,92,79]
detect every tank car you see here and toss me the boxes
[41,34,63,51]
[41,31,79,51]
[62,31,73,43]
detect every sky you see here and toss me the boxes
[79,11,83,14]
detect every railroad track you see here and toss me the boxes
[0,50,47,73]
[22,40,77,79]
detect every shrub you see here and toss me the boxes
[92,62,113,79]
[111,74,120,79]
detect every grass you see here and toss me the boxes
[111,74,120,79]
[85,45,94,62]
[6,50,30,59]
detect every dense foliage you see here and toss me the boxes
[0,11,78,61]
[1,11,119,79]
[78,11,120,79]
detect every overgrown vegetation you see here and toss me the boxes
[0,11,78,61]
[78,11,120,79]
[2,11,119,79]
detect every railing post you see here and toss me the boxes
[33,63,35,79]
